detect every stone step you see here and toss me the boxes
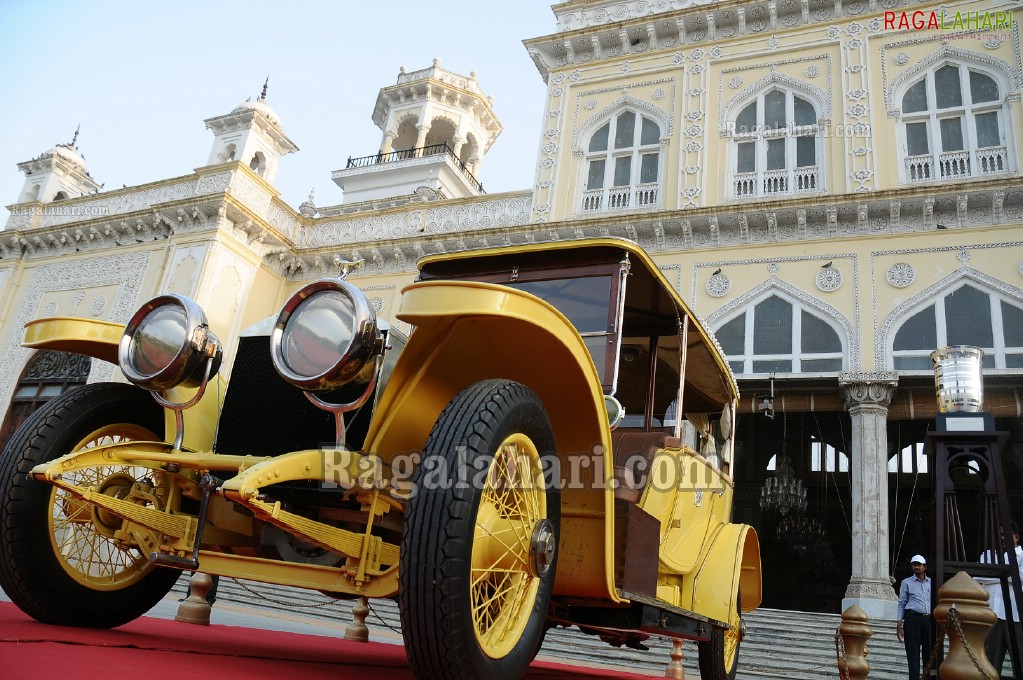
[171,578,910,678]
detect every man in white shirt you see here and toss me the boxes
[979,521,1023,676]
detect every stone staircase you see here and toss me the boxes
[172,577,912,678]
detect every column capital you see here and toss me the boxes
[839,372,899,409]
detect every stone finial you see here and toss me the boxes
[837,605,872,680]
[934,571,998,679]
[260,76,269,101]
[664,638,686,678]
[175,572,214,625]
[344,596,370,642]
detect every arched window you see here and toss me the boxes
[811,436,849,473]
[249,151,266,176]
[889,442,929,474]
[891,283,1023,369]
[900,63,1011,182]
[581,110,661,212]
[730,88,821,197]
[0,351,91,448]
[715,294,844,375]
[52,191,69,201]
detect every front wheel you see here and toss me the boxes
[0,382,180,628]
[698,588,742,680]
[399,379,560,680]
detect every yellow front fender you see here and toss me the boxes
[682,523,762,623]
[366,280,621,601]
[21,316,224,452]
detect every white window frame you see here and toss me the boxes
[580,110,663,213]
[897,61,1013,184]
[716,292,846,377]
[728,86,823,199]
[889,282,1023,371]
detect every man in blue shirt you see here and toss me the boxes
[897,554,932,680]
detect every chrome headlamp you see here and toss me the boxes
[270,279,381,392]
[118,294,223,392]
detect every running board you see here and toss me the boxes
[559,590,725,641]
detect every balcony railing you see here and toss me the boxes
[581,183,659,212]
[345,142,484,193]
[906,146,1008,183]
[733,167,819,197]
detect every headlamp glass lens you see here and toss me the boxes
[282,291,356,377]
[131,303,187,376]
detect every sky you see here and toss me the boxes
[0,1,556,212]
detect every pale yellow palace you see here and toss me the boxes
[1,0,1021,619]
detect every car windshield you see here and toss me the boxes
[509,275,615,382]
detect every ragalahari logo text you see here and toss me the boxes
[884,9,1013,31]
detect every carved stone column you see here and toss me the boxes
[415,124,431,149]
[840,371,899,620]
[378,130,396,155]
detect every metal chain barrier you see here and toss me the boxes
[918,624,944,680]
[917,606,994,680]
[835,628,850,680]
[368,603,403,636]
[227,576,344,609]
[227,577,404,636]
[947,605,994,680]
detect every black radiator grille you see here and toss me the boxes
[213,336,373,457]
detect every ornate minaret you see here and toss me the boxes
[203,80,298,185]
[15,127,102,203]
[331,58,502,204]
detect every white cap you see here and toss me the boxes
[910,554,927,565]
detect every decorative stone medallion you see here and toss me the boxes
[706,273,731,297]
[886,262,915,288]
[816,267,844,292]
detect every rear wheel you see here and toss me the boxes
[399,379,560,680]
[0,383,180,628]
[698,589,742,680]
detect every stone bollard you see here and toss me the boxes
[933,570,998,679]
[344,595,370,642]
[837,604,872,680]
[175,571,213,625]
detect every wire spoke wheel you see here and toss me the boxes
[471,434,546,658]
[0,383,180,628]
[699,588,742,680]
[400,379,560,680]
[49,423,163,589]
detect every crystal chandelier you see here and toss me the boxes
[759,456,807,516]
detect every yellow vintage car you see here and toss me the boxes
[0,237,761,680]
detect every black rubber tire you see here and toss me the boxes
[0,382,180,628]
[399,379,560,680]
[698,590,742,680]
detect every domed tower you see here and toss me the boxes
[15,128,102,203]
[203,81,298,184]
[331,58,502,204]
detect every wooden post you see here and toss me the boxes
[174,572,213,626]
[664,638,685,679]
[837,604,872,680]
[344,596,370,642]
[934,571,998,679]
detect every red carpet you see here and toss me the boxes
[0,601,652,679]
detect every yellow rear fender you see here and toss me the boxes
[366,280,620,601]
[681,523,762,623]
[20,316,224,452]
